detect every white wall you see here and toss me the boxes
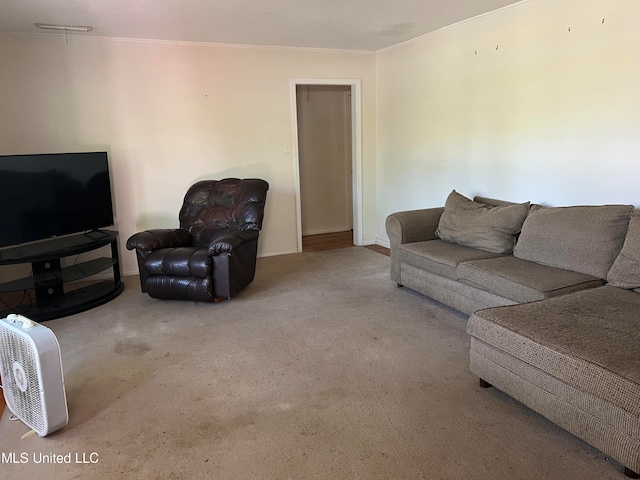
[376,0,640,245]
[3,0,638,271]
[297,85,352,236]
[0,34,376,276]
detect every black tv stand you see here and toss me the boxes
[0,230,124,321]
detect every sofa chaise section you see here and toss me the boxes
[468,286,640,478]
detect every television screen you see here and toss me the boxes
[0,152,114,248]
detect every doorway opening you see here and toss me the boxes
[296,84,352,251]
[290,78,363,253]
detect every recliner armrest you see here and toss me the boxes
[207,229,260,255]
[126,229,191,251]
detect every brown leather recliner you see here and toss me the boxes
[126,178,269,302]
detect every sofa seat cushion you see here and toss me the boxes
[396,240,504,280]
[144,247,211,278]
[457,256,605,303]
[468,286,640,420]
[514,204,633,279]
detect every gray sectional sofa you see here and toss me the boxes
[385,190,640,478]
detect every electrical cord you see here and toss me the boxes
[0,289,33,315]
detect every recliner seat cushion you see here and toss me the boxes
[435,190,530,254]
[457,256,604,303]
[143,247,211,278]
[514,204,633,279]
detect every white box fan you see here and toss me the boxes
[0,314,68,436]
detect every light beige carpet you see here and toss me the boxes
[0,247,624,479]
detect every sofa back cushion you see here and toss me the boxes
[513,204,633,279]
[607,213,640,289]
[435,190,530,254]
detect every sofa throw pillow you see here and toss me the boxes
[435,190,530,254]
[513,204,633,279]
[607,214,640,289]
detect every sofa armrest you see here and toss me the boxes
[385,207,445,247]
[126,229,191,251]
[207,229,260,255]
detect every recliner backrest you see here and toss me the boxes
[179,178,269,233]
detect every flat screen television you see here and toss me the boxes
[0,152,115,249]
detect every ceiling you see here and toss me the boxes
[0,0,524,51]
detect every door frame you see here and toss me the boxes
[290,78,363,252]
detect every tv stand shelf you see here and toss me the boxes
[0,230,124,321]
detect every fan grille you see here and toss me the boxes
[0,327,45,434]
